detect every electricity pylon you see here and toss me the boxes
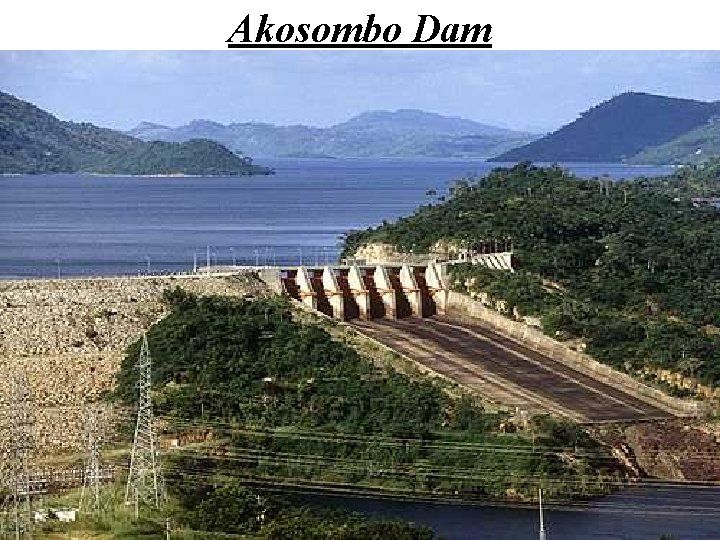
[5,371,35,538]
[125,334,162,512]
[79,407,104,515]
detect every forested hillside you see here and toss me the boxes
[116,290,621,518]
[630,120,720,165]
[0,91,270,175]
[492,92,720,163]
[90,139,268,175]
[344,160,720,389]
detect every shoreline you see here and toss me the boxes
[1,172,271,178]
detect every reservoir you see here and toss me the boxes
[0,158,673,278]
[298,483,720,539]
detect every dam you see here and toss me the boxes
[0,259,699,465]
[250,261,698,424]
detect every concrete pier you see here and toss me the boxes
[347,265,370,320]
[425,262,448,316]
[373,265,397,319]
[295,266,317,311]
[322,266,344,320]
[399,264,423,317]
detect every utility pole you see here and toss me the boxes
[206,245,210,275]
[6,371,35,539]
[193,252,197,273]
[125,334,162,512]
[539,488,546,540]
[79,407,104,515]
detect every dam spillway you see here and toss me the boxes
[269,262,690,423]
[278,262,448,321]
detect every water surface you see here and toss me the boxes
[0,158,674,278]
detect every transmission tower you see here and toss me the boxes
[125,334,162,512]
[5,371,35,539]
[79,407,104,515]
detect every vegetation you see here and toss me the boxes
[492,92,720,163]
[90,139,269,176]
[115,290,623,515]
[343,160,720,388]
[177,485,435,539]
[630,119,720,165]
[31,483,435,539]
[0,91,271,175]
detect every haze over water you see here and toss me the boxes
[0,158,674,279]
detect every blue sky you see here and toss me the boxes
[1,51,719,133]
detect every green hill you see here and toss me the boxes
[90,139,269,175]
[343,160,720,388]
[0,91,270,175]
[491,92,720,163]
[629,120,720,165]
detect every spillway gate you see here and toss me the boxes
[278,263,448,321]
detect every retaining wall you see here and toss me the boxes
[446,291,705,417]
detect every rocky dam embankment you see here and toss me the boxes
[0,273,263,458]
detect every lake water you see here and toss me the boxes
[0,158,674,279]
[300,482,720,539]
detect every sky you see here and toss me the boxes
[1,51,719,133]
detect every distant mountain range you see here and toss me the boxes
[492,92,720,164]
[0,92,270,175]
[128,109,539,159]
[7,89,720,173]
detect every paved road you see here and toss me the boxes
[351,317,673,423]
